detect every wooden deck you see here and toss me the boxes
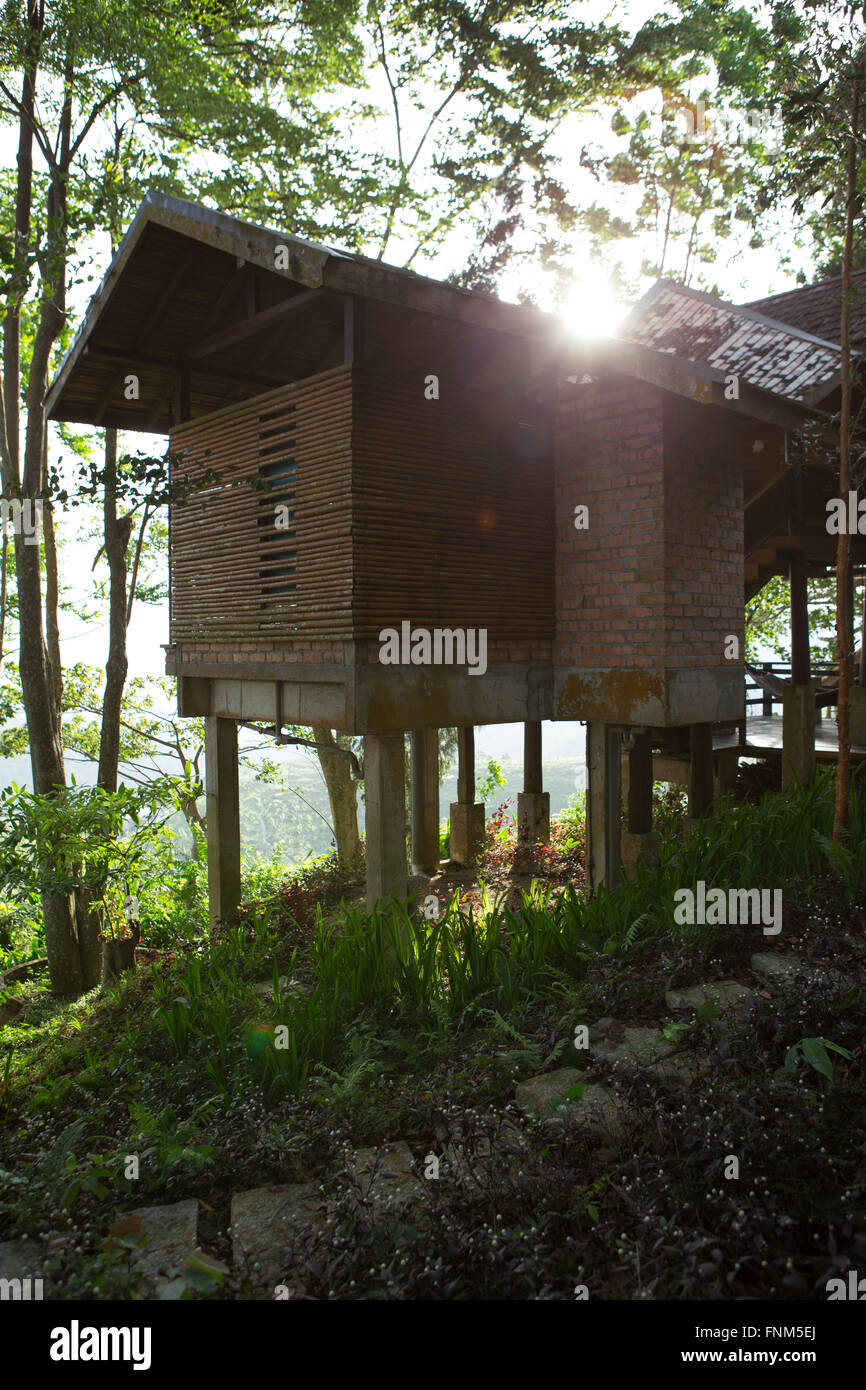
[715,716,866,761]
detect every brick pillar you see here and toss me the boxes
[364,732,407,911]
[205,716,241,930]
[410,728,440,874]
[587,722,621,891]
[449,726,485,864]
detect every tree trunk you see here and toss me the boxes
[312,725,362,862]
[8,45,89,994]
[101,919,140,990]
[98,427,130,791]
[833,54,862,842]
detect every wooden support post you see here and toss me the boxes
[622,729,657,874]
[789,554,810,685]
[587,722,621,891]
[688,723,714,820]
[410,728,440,875]
[205,717,241,930]
[364,732,407,912]
[627,731,653,835]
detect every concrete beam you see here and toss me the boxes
[556,664,743,726]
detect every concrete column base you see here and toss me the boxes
[782,682,816,790]
[850,686,866,746]
[517,790,550,846]
[621,829,659,873]
[680,813,714,841]
[449,802,486,864]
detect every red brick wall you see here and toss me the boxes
[662,396,743,666]
[555,374,665,668]
[554,374,743,670]
[165,638,349,671]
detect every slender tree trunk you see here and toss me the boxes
[98,427,130,791]
[0,528,8,663]
[312,725,362,862]
[833,55,862,842]
[42,469,63,710]
[10,48,94,993]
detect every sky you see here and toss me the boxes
[0,0,825,769]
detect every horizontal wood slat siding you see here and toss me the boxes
[169,366,353,641]
[351,367,554,642]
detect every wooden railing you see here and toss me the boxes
[745,661,839,718]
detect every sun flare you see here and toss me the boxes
[561,275,626,340]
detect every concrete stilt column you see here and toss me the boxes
[449,726,485,864]
[852,584,866,745]
[517,719,550,847]
[410,728,440,874]
[783,551,817,787]
[716,747,739,801]
[622,729,657,872]
[205,716,241,930]
[850,687,866,747]
[364,732,408,912]
[782,683,816,789]
[687,722,714,821]
[587,722,621,892]
[789,554,810,685]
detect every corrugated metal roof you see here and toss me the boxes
[617,279,841,403]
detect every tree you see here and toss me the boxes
[0,0,362,992]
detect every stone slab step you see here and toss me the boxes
[347,1141,427,1215]
[230,1183,322,1292]
[750,952,855,989]
[129,1198,199,1286]
[665,980,758,1014]
[514,1067,624,1136]
[0,1238,47,1296]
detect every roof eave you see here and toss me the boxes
[572,337,827,431]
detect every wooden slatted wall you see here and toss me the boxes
[351,367,554,641]
[169,365,353,641]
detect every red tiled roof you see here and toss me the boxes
[745,268,866,353]
[617,280,840,404]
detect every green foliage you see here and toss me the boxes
[775,1036,853,1086]
[127,1101,216,1185]
[0,780,175,913]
